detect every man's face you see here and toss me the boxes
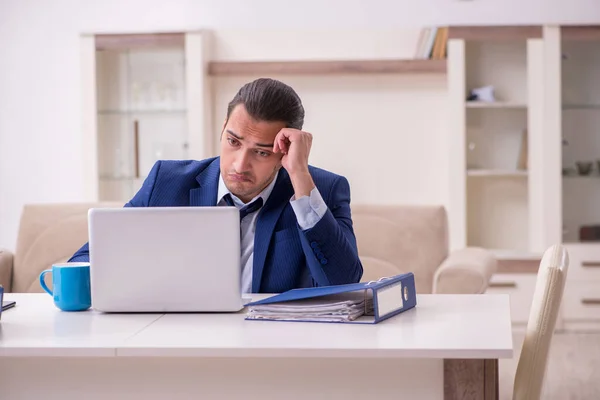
[219,104,285,203]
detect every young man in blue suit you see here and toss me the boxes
[69,78,363,293]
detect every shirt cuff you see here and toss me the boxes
[290,187,328,230]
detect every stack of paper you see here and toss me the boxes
[246,294,373,323]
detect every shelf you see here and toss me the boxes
[466,101,527,109]
[467,169,528,177]
[94,33,185,50]
[448,26,542,41]
[208,59,447,76]
[98,109,186,115]
[562,104,600,110]
[561,26,600,41]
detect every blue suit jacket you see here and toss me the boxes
[69,157,363,293]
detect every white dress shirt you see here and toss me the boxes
[217,170,328,293]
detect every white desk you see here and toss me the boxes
[0,293,513,400]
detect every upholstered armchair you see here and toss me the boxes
[0,202,122,292]
[351,205,497,294]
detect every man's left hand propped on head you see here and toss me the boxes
[273,128,315,198]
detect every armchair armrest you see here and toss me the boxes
[0,248,14,292]
[432,247,497,294]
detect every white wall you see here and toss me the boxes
[1,0,600,251]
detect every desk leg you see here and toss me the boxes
[444,359,499,400]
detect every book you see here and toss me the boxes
[414,27,448,59]
[245,273,417,324]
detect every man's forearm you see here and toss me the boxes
[289,170,316,199]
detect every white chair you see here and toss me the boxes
[512,244,569,400]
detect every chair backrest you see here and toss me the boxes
[12,202,122,293]
[513,244,569,400]
[351,204,449,294]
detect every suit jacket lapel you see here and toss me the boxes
[189,158,221,206]
[252,169,294,292]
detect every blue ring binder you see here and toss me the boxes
[245,272,417,324]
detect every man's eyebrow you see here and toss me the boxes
[226,129,274,148]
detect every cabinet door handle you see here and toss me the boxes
[581,298,600,305]
[582,261,600,268]
[489,282,517,288]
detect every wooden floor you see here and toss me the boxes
[499,332,600,399]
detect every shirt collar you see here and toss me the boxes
[217,169,279,208]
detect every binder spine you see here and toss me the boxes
[372,274,417,323]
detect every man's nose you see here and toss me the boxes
[233,150,251,172]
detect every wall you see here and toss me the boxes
[1,0,600,251]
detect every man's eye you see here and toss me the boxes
[227,138,238,146]
[256,151,270,157]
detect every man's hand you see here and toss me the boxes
[273,128,315,198]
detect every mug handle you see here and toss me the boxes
[39,270,53,296]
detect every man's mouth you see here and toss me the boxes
[228,173,252,183]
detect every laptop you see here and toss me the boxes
[88,206,244,313]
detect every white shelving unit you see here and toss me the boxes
[447,26,562,331]
[449,25,600,332]
[80,32,214,202]
[449,33,540,256]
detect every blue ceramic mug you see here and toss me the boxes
[39,262,91,311]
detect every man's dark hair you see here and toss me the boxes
[226,78,305,130]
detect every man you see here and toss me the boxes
[69,78,363,293]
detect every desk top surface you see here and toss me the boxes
[1,293,513,359]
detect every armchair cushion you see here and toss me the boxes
[352,205,449,294]
[0,249,13,292]
[11,202,122,293]
[432,247,497,294]
[359,256,405,283]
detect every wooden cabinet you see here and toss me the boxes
[447,26,551,263]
